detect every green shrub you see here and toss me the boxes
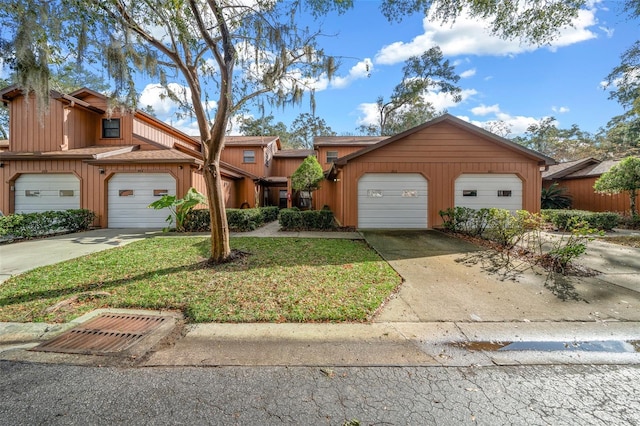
[542,209,620,231]
[541,183,572,209]
[183,209,210,232]
[619,214,640,230]
[183,206,280,232]
[227,208,264,231]
[279,208,335,230]
[0,209,96,239]
[260,206,279,223]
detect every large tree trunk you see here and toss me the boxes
[205,156,230,263]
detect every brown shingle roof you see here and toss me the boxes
[224,136,280,146]
[87,148,198,164]
[274,149,315,158]
[0,145,138,160]
[314,136,386,147]
[565,159,620,178]
[542,158,600,180]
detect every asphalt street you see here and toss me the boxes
[1,361,638,425]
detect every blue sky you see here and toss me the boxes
[270,0,636,137]
[3,0,631,139]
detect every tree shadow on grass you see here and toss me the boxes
[0,262,206,308]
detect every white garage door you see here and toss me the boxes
[455,174,523,212]
[358,173,428,229]
[108,173,176,228]
[15,174,80,213]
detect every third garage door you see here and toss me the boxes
[358,173,428,229]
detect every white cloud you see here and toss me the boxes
[331,59,373,89]
[552,106,570,114]
[422,88,477,111]
[459,68,476,78]
[599,26,614,38]
[471,103,500,116]
[375,7,599,64]
[139,83,190,117]
[355,102,380,127]
[460,103,546,135]
[139,83,218,134]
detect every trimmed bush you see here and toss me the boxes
[260,206,279,223]
[183,206,281,232]
[183,209,210,232]
[227,208,264,231]
[279,208,335,231]
[542,209,620,231]
[0,209,96,240]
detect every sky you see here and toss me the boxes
[3,0,635,139]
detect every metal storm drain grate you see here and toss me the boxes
[31,313,168,355]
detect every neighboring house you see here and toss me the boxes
[0,86,256,228]
[0,86,554,230]
[0,140,8,152]
[543,158,631,213]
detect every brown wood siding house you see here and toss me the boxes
[543,158,632,213]
[330,114,554,229]
[1,85,554,229]
[0,86,250,227]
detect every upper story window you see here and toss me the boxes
[326,151,338,163]
[243,150,256,163]
[102,119,121,139]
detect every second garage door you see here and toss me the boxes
[108,173,176,228]
[358,173,428,229]
[455,173,523,212]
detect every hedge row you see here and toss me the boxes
[0,209,96,239]
[542,209,620,231]
[183,206,280,232]
[279,207,335,231]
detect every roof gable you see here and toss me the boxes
[542,157,600,180]
[335,114,555,166]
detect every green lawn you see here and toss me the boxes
[0,237,401,324]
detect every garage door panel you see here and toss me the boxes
[15,174,80,213]
[108,173,176,228]
[455,174,523,212]
[358,173,427,229]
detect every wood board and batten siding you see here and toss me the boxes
[557,177,631,213]
[335,117,548,229]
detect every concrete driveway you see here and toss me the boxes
[363,230,640,323]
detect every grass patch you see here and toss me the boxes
[599,235,640,248]
[0,237,401,324]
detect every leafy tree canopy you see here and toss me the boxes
[236,115,291,146]
[363,47,459,136]
[513,117,601,161]
[289,113,336,149]
[594,156,640,216]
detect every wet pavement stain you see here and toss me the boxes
[453,340,640,353]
